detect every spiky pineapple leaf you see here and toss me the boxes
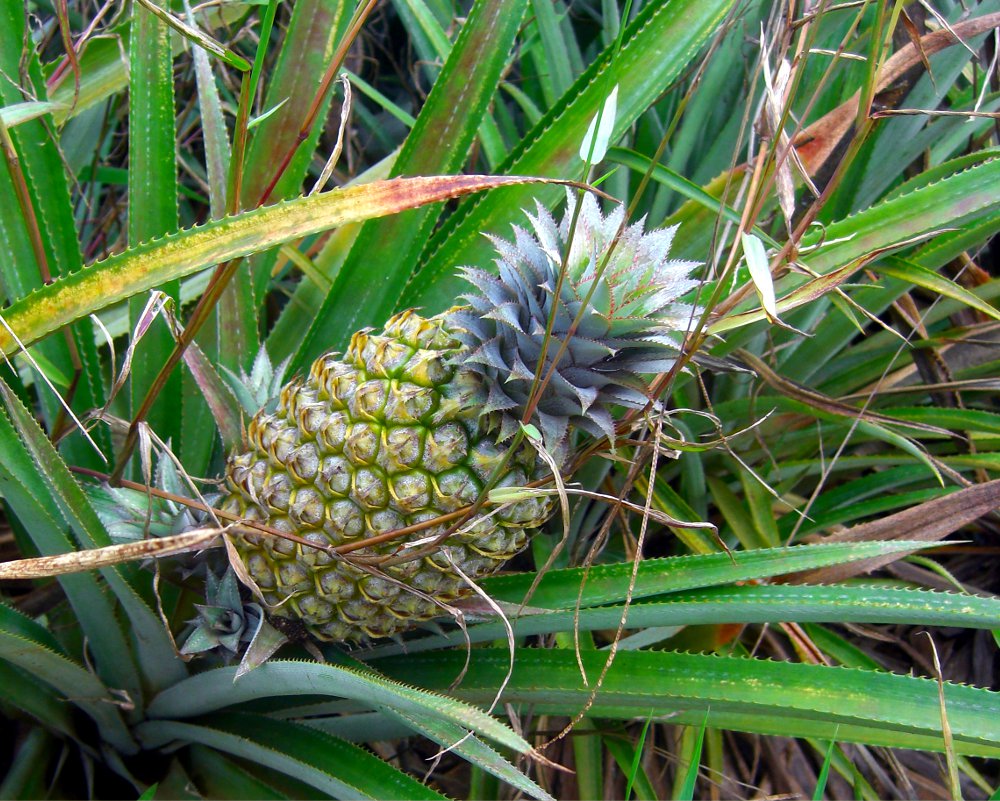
[377,648,1000,757]
[128,0,180,441]
[0,661,76,739]
[0,0,109,466]
[365,584,1000,656]
[0,603,136,754]
[0,395,142,701]
[400,0,740,323]
[0,378,185,695]
[136,713,445,800]
[0,175,557,357]
[477,540,935,608]
[146,660,531,755]
[289,0,529,372]
[710,156,1000,334]
[240,0,351,207]
[376,706,554,801]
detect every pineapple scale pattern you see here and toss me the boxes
[222,310,553,641]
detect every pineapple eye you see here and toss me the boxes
[317,410,349,452]
[323,500,364,540]
[317,455,351,496]
[345,422,381,464]
[353,466,389,510]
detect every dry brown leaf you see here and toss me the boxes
[789,479,1000,583]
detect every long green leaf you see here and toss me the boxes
[0,0,108,466]
[379,648,1000,757]
[403,0,738,314]
[240,0,351,206]
[290,0,528,372]
[0,395,142,704]
[478,541,933,608]
[146,660,530,755]
[711,156,1000,334]
[376,706,553,801]
[0,175,555,356]
[870,256,1000,321]
[186,744,295,800]
[128,0,181,439]
[0,603,136,754]
[137,712,445,800]
[365,583,1000,656]
[0,660,76,738]
[0,378,186,694]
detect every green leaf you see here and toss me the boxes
[869,256,1000,322]
[133,0,251,71]
[137,712,445,800]
[366,583,1000,656]
[0,602,137,754]
[0,407,143,703]
[377,706,553,801]
[0,175,556,357]
[128,0,181,441]
[289,0,529,372]
[0,660,76,738]
[0,728,56,799]
[240,0,351,206]
[146,660,531,755]
[711,156,1000,335]
[379,648,1000,757]
[0,101,68,127]
[403,0,738,313]
[0,378,186,695]
[186,744,293,800]
[478,541,934,609]
[0,1,109,466]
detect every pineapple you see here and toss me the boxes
[221,191,701,641]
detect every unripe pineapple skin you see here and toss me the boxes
[222,310,553,641]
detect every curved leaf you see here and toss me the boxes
[146,660,530,755]
[365,583,1000,656]
[0,603,136,754]
[379,648,1000,757]
[0,175,556,356]
[478,540,935,609]
[137,712,445,800]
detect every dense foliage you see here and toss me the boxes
[0,0,998,798]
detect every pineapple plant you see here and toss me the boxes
[221,191,701,641]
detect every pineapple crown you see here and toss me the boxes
[450,189,701,452]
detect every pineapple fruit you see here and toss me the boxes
[221,192,700,641]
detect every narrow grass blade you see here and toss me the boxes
[676,716,707,801]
